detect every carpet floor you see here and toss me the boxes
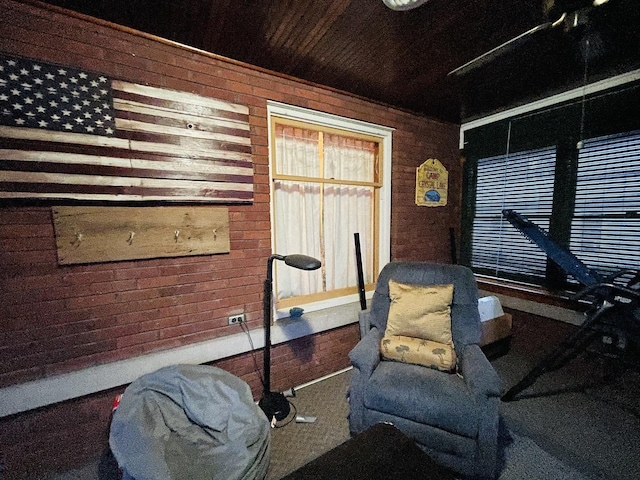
[262,310,640,480]
[40,368,596,480]
[40,311,640,480]
[492,311,640,480]
[267,368,596,480]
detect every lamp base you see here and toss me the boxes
[259,391,290,421]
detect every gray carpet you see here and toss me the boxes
[493,312,640,480]
[498,431,592,480]
[42,311,640,480]
[267,369,597,480]
[42,368,596,480]
[266,370,351,480]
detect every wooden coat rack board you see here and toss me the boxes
[52,206,230,265]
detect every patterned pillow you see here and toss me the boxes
[385,280,454,346]
[380,334,457,372]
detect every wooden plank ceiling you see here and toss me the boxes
[37,0,640,123]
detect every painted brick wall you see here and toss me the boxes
[0,1,459,477]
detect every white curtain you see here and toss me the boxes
[273,126,375,300]
[323,134,374,289]
[273,125,322,299]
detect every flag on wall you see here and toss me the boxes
[0,54,253,203]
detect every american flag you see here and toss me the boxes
[0,54,253,203]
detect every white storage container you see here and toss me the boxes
[478,295,504,322]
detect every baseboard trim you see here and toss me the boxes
[0,302,361,418]
[295,366,353,391]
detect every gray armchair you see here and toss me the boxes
[348,262,503,479]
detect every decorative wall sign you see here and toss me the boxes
[52,206,230,265]
[0,54,253,203]
[415,158,448,207]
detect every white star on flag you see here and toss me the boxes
[0,54,115,135]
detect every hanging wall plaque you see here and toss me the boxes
[415,158,448,207]
[52,206,230,265]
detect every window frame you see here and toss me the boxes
[267,101,393,316]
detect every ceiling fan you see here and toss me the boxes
[448,0,612,77]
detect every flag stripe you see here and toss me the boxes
[112,125,252,154]
[1,127,253,165]
[0,183,253,201]
[113,96,250,132]
[0,55,254,203]
[0,191,252,202]
[0,171,253,202]
[112,90,250,125]
[0,158,252,184]
[1,125,129,148]
[1,148,252,176]
[0,170,253,190]
[114,107,251,142]
[112,80,249,116]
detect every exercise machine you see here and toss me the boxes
[499,209,640,401]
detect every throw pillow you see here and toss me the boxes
[385,279,454,346]
[380,335,457,372]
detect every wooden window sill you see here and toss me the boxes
[476,275,590,313]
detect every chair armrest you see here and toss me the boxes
[460,344,503,399]
[358,309,371,339]
[349,327,383,378]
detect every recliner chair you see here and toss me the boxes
[348,262,503,479]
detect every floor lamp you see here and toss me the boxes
[259,253,321,422]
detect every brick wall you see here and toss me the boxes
[0,323,360,479]
[0,0,459,477]
[390,116,463,262]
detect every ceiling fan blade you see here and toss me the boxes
[448,1,612,78]
[448,20,558,77]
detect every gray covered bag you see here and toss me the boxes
[109,364,271,480]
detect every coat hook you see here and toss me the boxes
[174,230,180,242]
[127,231,135,245]
[212,228,217,240]
[72,232,83,246]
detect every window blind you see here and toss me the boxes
[472,146,556,281]
[570,130,640,276]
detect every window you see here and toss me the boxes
[461,79,640,290]
[267,102,392,313]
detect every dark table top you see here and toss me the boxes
[282,422,458,480]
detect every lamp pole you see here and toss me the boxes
[262,254,278,398]
[259,254,321,422]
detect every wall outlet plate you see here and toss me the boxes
[228,314,245,325]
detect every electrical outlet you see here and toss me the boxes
[228,314,245,325]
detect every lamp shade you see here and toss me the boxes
[283,254,321,271]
